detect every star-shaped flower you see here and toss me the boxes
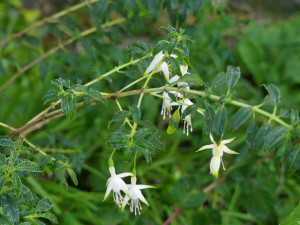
[196,133,238,178]
[103,166,132,207]
[122,176,154,215]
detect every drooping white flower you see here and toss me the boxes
[181,98,193,136]
[168,65,190,89]
[180,65,189,76]
[122,176,154,215]
[158,62,170,82]
[104,166,132,207]
[196,133,238,178]
[161,91,179,120]
[145,51,164,74]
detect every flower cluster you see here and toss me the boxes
[147,52,194,135]
[103,165,154,215]
[147,52,239,177]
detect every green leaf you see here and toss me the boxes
[212,107,226,137]
[21,184,36,207]
[167,108,181,134]
[87,88,107,106]
[263,84,281,105]
[226,66,240,89]
[231,107,253,130]
[170,176,193,203]
[204,103,215,132]
[184,191,206,209]
[61,96,77,119]
[264,126,288,148]
[0,153,5,164]
[129,105,141,123]
[67,168,78,186]
[9,151,19,166]
[244,183,277,221]
[1,194,19,223]
[212,72,226,89]
[290,109,299,125]
[12,173,22,199]
[38,155,52,171]
[17,160,41,173]
[108,110,131,129]
[0,176,5,192]
[0,165,9,174]
[0,136,15,153]
[280,203,300,225]
[246,117,258,150]
[36,198,54,212]
[254,124,270,151]
[0,214,13,225]
[36,213,58,224]
[160,24,177,33]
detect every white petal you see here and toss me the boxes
[159,62,170,81]
[121,195,130,211]
[103,181,113,201]
[169,102,179,106]
[169,75,180,84]
[196,144,215,152]
[210,156,221,179]
[136,185,155,190]
[180,65,189,76]
[136,190,149,206]
[183,98,193,106]
[146,51,164,74]
[222,145,239,154]
[222,137,235,144]
[118,172,133,178]
[181,104,188,114]
[109,167,116,177]
[117,178,130,196]
[177,81,189,87]
[209,133,215,143]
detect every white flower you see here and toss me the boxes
[146,51,164,74]
[103,166,132,207]
[196,133,238,178]
[122,176,154,215]
[181,98,193,136]
[158,62,170,82]
[161,91,180,119]
[180,65,189,75]
[168,65,190,89]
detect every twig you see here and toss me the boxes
[5,85,293,138]
[0,0,99,48]
[0,18,126,92]
[163,207,183,225]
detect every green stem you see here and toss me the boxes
[85,52,151,87]
[115,99,133,128]
[0,18,126,92]
[27,52,147,125]
[0,0,99,48]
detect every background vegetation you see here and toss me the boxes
[0,0,299,224]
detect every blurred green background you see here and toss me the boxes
[0,0,299,224]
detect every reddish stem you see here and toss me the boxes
[163,207,183,225]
